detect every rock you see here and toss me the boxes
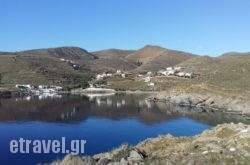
[120,158,128,165]
[93,145,130,161]
[93,153,112,161]
[47,155,97,165]
[82,156,97,165]
[107,162,120,165]
[97,158,110,165]
[128,150,143,161]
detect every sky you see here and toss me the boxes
[0,0,250,56]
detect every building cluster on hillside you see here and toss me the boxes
[96,73,113,81]
[137,66,194,87]
[59,58,81,70]
[158,67,193,78]
[15,84,63,100]
[93,66,193,89]
[137,71,155,87]
[95,70,127,81]
[16,84,62,95]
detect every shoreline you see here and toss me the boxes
[148,91,250,120]
[43,123,250,165]
[2,87,250,119]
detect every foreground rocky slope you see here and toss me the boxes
[44,123,250,165]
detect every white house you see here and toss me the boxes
[158,70,168,76]
[174,67,182,72]
[176,72,185,77]
[166,67,173,71]
[116,70,122,74]
[148,82,155,86]
[144,76,151,83]
[167,70,175,76]
[184,72,193,78]
[147,71,152,75]
[106,73,113,77]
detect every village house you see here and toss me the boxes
[158,66,193,79]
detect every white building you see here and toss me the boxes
[116,70,122,74]
[144,76,151,83]
[148,82,155,86]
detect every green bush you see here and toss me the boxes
[73,76,91,89]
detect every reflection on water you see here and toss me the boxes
[0,93,249,165]
[15,93,62,101]
[0,93,248,125]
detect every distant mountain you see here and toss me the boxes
[176,51,250,90]
[19,47,98,60]
[125,45,196,72]
[177,56,218,73]
[1,45,250,89]
[0,51,14,55]
[92,49,135,59]
[219,52,250,58]
[0,47,99,86]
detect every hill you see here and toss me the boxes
[92,49,135,59]
[82,58,138,73]
[125,45,196,72]
[176,52,250,90]
[19,46,98,60]
[0,47,137,87]
[1,45,250,93]
[0,47,98,88]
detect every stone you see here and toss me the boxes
[97,158,110,165]
[128,150,143,161]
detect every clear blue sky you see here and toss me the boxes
[1,0,250,56]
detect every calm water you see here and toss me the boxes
[0,93,248,165]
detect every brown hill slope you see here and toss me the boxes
[81,58,138,73]
[92,49,135,59]
[125,45,196,72]
[20,46,98,60]
[2,46,250,91]
[0,47,98,86]
[177,52,250,90]
[0,47,136,86]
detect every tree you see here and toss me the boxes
[73,76,91,89]
[136,60,143,66]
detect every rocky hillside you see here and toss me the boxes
[20,47,98,60]
[82,58,138,73]
[176,52,250,90]
[1,45,250,92]
[125,45,196,72]
[44,123,250,165]
[0,47,97,87]
[0,45,196,86]
[93,49,135,59]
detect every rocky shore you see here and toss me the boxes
[43,123,250,165]
[150,92,250,120]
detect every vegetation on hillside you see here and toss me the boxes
[1,45,250,96]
